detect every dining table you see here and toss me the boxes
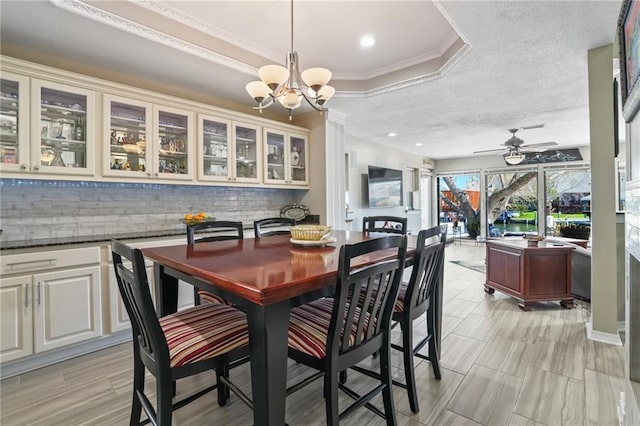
[142,230,440,426]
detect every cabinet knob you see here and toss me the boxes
[154,173,158,177]
[147,172,151,176]
[33,164,40,171]
[20,164,27,170]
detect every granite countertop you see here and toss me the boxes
[0,229,189,251]
[1,215,320,251]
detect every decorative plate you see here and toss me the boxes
[281,204,309,221]
[290,236,337,247]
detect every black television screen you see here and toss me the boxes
[367,165,403,208]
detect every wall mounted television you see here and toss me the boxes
[367,165,403,208]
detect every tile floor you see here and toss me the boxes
[0,240,626,425]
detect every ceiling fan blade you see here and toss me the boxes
[521,141,557,148]
[520,124,545,130]
[473,147,508,154]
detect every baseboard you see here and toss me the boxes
[587,319,623,346]
[0,332,131,380]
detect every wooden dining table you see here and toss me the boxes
[142,230,438,426]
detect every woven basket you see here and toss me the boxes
[290,225,332,241]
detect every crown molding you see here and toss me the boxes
[49,0,257,76]
[135,0,281,63]
[336,42,471,98]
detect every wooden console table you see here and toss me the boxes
[485,239,575,311]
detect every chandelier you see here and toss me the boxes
[245,0,335,120]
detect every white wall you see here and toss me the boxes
[346,135,426,232]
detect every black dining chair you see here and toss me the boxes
[351,226,446,413]
[362,215,407,235]
[286,235,407,425]
[186,221,244,305]
[111,240,252,426]
[254,217,296,238]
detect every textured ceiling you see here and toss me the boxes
[0,0,623,160]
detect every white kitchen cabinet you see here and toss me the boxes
[0,247,102,363]
[0,275,33,362]
[0,71,30,173]
[30,79,95,176]
[198,114,261,184]
[263,128,309,186]
[103,94,152,177]
[103,97,194,180]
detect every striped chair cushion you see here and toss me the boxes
[160,303,248,368]
[393,282,409,312]
[288,298,371,359]
[198,290,230,305]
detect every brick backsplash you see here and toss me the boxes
[0,179,304,243]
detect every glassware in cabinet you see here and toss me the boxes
[155,107,193,180]
[103,95,151,176]
[198,116,231,181]
[0,72,29,173]
[263,128,308,186]
[264,130,286,183]
[289,134,308,184]
[31,79,95,175]
[232,122,260,183]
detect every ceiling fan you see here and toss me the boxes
[474,124,558,165]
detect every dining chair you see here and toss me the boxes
[351,226,445,414]
[254,217,296,238]
[111,240,252,426]
[186,221,244,305]
[362,215,407,235]
[286,235,407,425]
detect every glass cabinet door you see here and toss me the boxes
[154,106,193,180]
[103,95,151,177]
[0,72,29,173]
[264,129,286,184]
[264,129,309,186]
[233,122,260,183]
[31,79,95,175]
[198,115,231,181]
[289,134,308,185]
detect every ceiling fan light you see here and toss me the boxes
[504,152,526,165]
[301,68,332,92]
[245,81,271,103]
[258,65,289,90]
[278,89,302,109]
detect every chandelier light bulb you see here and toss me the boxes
[301,68,332,93]
[245,81,272,103]
[258,65,290,90]
[278,89,302,109]
[315,85,335,105]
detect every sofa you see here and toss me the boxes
[545,237,590,301]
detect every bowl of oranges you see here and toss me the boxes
[182,212,215,225]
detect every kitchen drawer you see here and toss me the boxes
[1,247,100,276]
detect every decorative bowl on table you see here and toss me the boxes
[290,225,332,241]
[181,213,215,226]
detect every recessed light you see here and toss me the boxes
[360,35,375,48]
[387,132,397,137]
[415,143,423,146]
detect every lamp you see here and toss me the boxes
[245,0,334,120]
[504,150,526,165]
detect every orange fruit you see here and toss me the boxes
[184,213,193,220]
